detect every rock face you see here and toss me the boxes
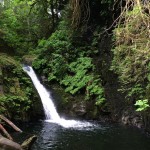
[72,102,87,116]
[121,108,143,128]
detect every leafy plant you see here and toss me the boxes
[86,78,105,105]
[60,57,105,105]
[60,57,93,94]
[134,99,150,112]
[33,17,106,106]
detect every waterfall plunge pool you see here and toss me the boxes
[21,66,150,149]
[12,121,150,150]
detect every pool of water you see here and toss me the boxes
[12,121,150,150]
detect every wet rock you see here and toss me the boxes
[121,108,143,128]
[72,102,87,116]
[41,76,48,83]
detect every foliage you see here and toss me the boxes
[134,99,150,112]
[86,78,105,105]
[0,0,28,54]
[126,84,145,100]
[69,0,114,30]
[0,54,34,118]
[0,53,19,66]
[0,95,31,114]
[61,57,93,94]
[33,21,72,75]
[60,57,105,106]
[111,0,150,110]
[33,19,105,106]
[0,0,52,55]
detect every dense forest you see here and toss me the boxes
[0,0,150,148]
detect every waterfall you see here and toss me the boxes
[23,66,60,121]
[23,66,94,128]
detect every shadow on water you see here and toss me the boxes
[12,121,150,150]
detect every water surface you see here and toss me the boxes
[13,121,150,150]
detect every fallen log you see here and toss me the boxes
[0,115,22,132]
[0,134,22,150]
[0,134,37,150]
[0,115,22,140]
[0,124,13,140]
[0,115,37,150]
[21,135,37,150]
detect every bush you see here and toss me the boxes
[33,21,105,106]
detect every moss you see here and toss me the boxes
[22,55,37,65]
[0,53,19,67]
[0,53,39,120]
[111,2,150,106]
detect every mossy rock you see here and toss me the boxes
[0,53,19,67]
[22,55,37,65]
[0,53,41,120]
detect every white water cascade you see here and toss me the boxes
[23,66,94,129]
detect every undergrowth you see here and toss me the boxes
[111,0,150,111]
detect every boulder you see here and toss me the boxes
[121,108,143,128]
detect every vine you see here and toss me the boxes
[111,0,150,109]
[69,0,90,29]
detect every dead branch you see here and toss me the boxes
[21,135,37,150]
[0,115,22,132]
[0,123,13,140]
